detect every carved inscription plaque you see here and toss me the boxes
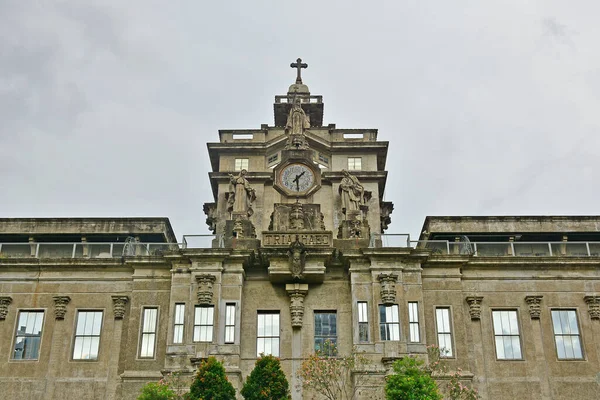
[262,231,332,247]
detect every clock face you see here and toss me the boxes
[280,163,315,193]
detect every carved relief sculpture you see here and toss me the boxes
[339,170,365,217]
[0,296,12,320]
[197,275,217,305]
[466,296,483,320]
[286,283,308,328]
[378,273,398,305]
[53,296,71,319]
[525,295,543,319]
[285,98,311,150]
[289,237,306,279]
[112,296,130,319]
[228,169,256,218]
[584,295,600,320]
[380,201,394,233]
[203,203,217,233]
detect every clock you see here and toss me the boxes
[279,163,315,193]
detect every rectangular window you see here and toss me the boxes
[225,303,236,344]
[347,157,362,171]
[139,308,158,358]
[551,310,583,360]
[234,158,249,171]
[408,302,420,343]
[379,304,400,341]
[357,302,369,342]
[193,306,214,342]
[173,303,185,344]
[492,310,522,360]
[73,311,103,360]
[13,311,44,360]
[257,312,280,357]
[315,312,337,355]
[436,307,453,357]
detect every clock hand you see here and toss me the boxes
[292,171,306,191]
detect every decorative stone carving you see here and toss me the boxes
[380,201,394,233]
[525,295,543,319]
[228,169,256,218]
[233,218,244,238]
[584,296,600,320]
[289,202,305,230]
[289,237,306,279]
[378,273,398,305]
[268,203,325,232]
[465,296,483,320]
[339,170,365,217]
[244,250,269,270]
[286,283,308,328]
[52,296,71,319]
[284,98,310,150]
[196,275,217,305]
[112,296,129,319]
[0,296,13,320]
[203,203,217,233]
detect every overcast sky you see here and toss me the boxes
[1,1,599,241]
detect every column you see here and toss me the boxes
[286,283,308,400]
[525,295,551,399]
[106,296,129,400]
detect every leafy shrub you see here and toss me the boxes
[138,381,177,400]
[187,357,236,400]
[241,354,289,399]
[385,357,442,400]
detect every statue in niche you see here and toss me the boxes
[289,237,306,279]
[339,169,364,215]
[286,99,310,135]
[228,169,256,217]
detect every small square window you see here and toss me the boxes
[235,158,249,171]
[13,311,44,360]
[347,157,362,171]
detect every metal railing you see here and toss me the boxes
[0,242,183,259]
[182,235,225,249]
[409,240,600,257]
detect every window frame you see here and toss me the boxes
[257,311,280,357]
[435,307,454,358]
[357,301,369,343]
[314,311,337,355]
[551,309,584,360]
[72,310,104,361]
[193,305,214,343]
[379,304,400,341]
[491,309,523,360]
[234,158,249,171]
[139,307,159,359]
[12,310,45,361]
[347,157,362,171]
[408,302,420,343]
[224,303,236,344]
[172,303,185,344]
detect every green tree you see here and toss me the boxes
[187,357,236,400]
[241,354,290,400]
[137,381,177,400]
[385,357,442,400]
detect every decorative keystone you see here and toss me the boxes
[111,296,130,319]
[525,295,543,319]
[52,296,71,319]
[584,296,600,320]
[378,273,398,305]
[0,296,12,320]
[196,275,217,305]
[466,296,484,320]
[286,283,309,328]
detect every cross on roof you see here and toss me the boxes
[290,58,308,84]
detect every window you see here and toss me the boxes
[435,307,453,357]
[234,158,249,171]
[492,310,522,360]
[315,312,337,355]
[408,302,420,343]
[357,302,369,342]
[257,312,280,356]
[13,311,44,360]
[193,306,214,342]
[139,308,158,358]
[347,157,362,171]
[73,311,103,360]
[225,303,236,344]
[379,305,400,341]
[173,303,185,344]
[551,310,583,359]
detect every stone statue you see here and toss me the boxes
[339,169,364,214]
[289,237,306,279]
[228,169,256,217]
[286,100,311,135]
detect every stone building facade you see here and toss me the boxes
[1,63,599,399]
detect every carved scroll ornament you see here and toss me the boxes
[465,296,483,320]
[0,296,12,320]
[196,275,217,305]
[112,296,130,319]
[53,296,71,320]
[378,273,398,305]
[584,295,600,320]
[525,295,543,319]
[286,283,308,328]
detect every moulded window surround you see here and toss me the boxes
[73,311,103,360]
[357,302,369,342]
[257,311,280,357]
[225,303,236,344]
[551,309,584,360]
[234,158,249,171]
[12,310,45,360]
[492,310,522,360]
[315,311,337,355]
[435,307,454,357]
[379,304,400,341]
[408,302,420,343]
[173,303,185,344]
[347,157,362,171]
[139,307,158,358]
[193,306,214,342]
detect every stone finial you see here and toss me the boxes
[378,273,398,305]
[466,296,483,320]
[52,296,71,320]
[112,296,129,319]
[584,296,600,320]
[0,296,13,320]
[196,275,217,305]
[525,295,543,319]
[286,283,308,328]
